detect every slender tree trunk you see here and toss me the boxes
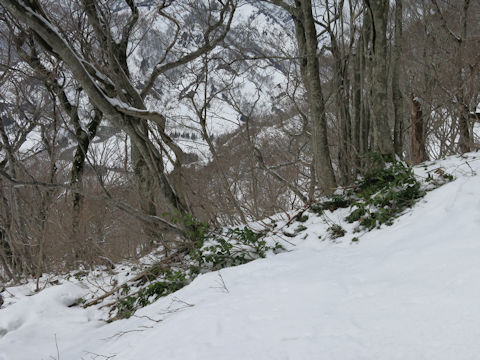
[330,33,352,185]
[360,11,372,164]
[392,0,404,157]
[352,48,362,168]
[457,0,472,153]
[338,78,352,185]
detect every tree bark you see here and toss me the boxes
[457,0,472,153]
[392,0,404,157]
[70,108,102,237]
[292,0,337,193]
[352,48,362,166]
[367,0,394,155]
[410,94,428,164]
[359,10,372,165]
[327,2,352,185]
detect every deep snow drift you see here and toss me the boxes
[2,154,480,360]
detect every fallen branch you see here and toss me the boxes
[83,248,189,308]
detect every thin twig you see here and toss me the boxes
[214,271,229,293]
[54,333,60,360]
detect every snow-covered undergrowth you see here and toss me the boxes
[2,153,480,359]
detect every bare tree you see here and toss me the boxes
[263,0,337,193]
[0,0,235,244]
[431,0,473,153]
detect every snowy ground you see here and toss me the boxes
[2,154,480,359]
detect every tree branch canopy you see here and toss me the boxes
[0,0,128,124]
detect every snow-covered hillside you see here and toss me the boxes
[2,153,480,359]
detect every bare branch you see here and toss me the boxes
[141,0,236,98]
[253,147,309,205]
[430,0,462,43]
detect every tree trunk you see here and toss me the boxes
[368,0,394,155]
[458,105,471,153]
[352,48,362,168]
[392,0,404,157]
[457,0,472,153]
[293,0,337,193]
[70,109,102,238]
[360,11,372,166]
[410,94,428,164]
[329,25,352,185]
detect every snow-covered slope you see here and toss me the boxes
[2,154,480,359]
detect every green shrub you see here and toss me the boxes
[345,207,366,223]
[114,225,284,319]
[347,158,424,230]
[328,224,346,239]
[312,153,427,232]
[164,212,209,247]
[425,168,454,186]
[190,226,284,271]
[116,270,187,319]
[296,214,309,223]
[295,224,308,233]
[311,194,352,214]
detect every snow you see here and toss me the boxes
[2,154,480,359]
